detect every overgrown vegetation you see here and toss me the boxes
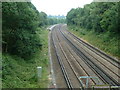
[68,26,120,59]
[66,2,120,59]
[2,2,49,88]
[2,29,49,88]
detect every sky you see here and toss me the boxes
[31,0,93,16]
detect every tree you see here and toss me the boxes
[2,2,47,59]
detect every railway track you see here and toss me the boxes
[52,26,101,88]
[51,30,73,89]
[56,31,103,85]
[59,27,120,86]
[52,27,87,89]
[56,30,99,86]
[50,24,120,88]
[61,29,120,82]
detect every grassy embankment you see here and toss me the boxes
[2,28,49,88]
[68,26,120,59]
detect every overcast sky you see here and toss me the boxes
[31,0,93,16]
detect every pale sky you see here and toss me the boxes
[31,0,93,16]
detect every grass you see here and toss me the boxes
[2,28,49,88]
[68,25,120,59]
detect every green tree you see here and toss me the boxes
[2,2,47,59]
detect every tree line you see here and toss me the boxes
[48,17,66,25]
[66,2,120,36]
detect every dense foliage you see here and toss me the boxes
[2,30,49,88]
[2,2,47,59]
[66,2,119,36]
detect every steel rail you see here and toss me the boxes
[55,30,85,89]
[51,29,73,89]
[63,30,120,79]
[60,30,120,86]
[57,29,97,85]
